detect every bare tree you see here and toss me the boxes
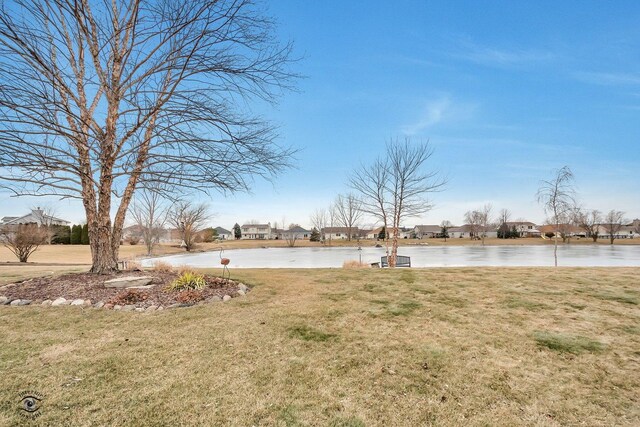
[498,208,511,226]
[602,210,626,245]
[351,139,444,267]
[0,223,47,262]
[283,223,300,247]
[31,205,60,244]
[464,209,488,243]
[310,208,328,244]
[168,202,209,252]
[0,0,297,273]
[333,193,363,242]
[129,189,168,255]
[536,166,576,266]
[573,208,601,242]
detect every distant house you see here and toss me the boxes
[321,227,359,240]
[538,224,583,238]
[414,225,441,239]
[503,221,541,238]
[1,207,70,227]
[241,223,273,240]
[596,224,639,240]
[214,227,232,240]
[367,227,385,240]
[275,225,310,240]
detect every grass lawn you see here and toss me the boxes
[1,267,639,425]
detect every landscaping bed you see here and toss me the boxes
[0,270,249,311]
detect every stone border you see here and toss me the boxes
[0,283,250,312]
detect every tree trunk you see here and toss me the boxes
[389,226,398,268]
[591,234,598,242]
[88,210,119,274]
[553,234,558,267]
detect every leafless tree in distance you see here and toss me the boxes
[0,223,48,262]
[310,208,328,245]
[31,205,60,245]
[573,208,601,242]
[464,210,481,239]
[130,189,168,255]
[333,193,363,242]
[0,0,297,273]
[602,210,626,245]
[536,166,576,266]
[351,138,444,267]
[168,202,210,252]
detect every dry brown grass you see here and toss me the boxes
[342,259,370,269]
[150,260,174,273]
[1,267,639,425]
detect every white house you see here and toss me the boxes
[1,208,70,226]
[214,227,232,240]
[275,225,310,240]
[502,221,541,237]
[414,225,441,239]
[240,223,273,240]
[321,227,359,240]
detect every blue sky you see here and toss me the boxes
[2,0,639,229]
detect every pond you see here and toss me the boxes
[141,245,640,268]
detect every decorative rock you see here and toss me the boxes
[52,297,69,306]
[19,300,32,306]
[104,276,153,288]
[238,283,249,293]
[122,305,135,311]
[83,299,92,306]
[10,299,22,306]
[94,301,105,309]
[135,307,145,312]
[114,305,122,310]
[127,284,156,290]
[71,299,85,306]
[237,289,246,296]
[222,295,232,302]
[157,306,164,311]
[0,296,8,305]
[104,303,114,310]
[41,300,52,306]
[145,305,158,312]
[210,296,222,302]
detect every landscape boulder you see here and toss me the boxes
[104,276,154,288]
[52,297,69,306]
[71,299,85,306]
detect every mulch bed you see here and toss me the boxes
[0,270,244,308]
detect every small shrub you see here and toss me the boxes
[151,261,174,273]
[175,290,205,304]
[108,289,149,306]
[342,260,369,269]
[167,271,206,291]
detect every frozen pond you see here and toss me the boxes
[141,245,640,268]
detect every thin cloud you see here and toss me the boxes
[450,37,555,67]
[401,95,477,135]
[574,71,640,86]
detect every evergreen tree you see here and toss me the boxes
[510,225,519,238]
[378,226,387,240]
[51,225,71,244]
[81,224,90,245]
[233,223,242,240]
[70,224,82,244]
[310,227,320,242]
